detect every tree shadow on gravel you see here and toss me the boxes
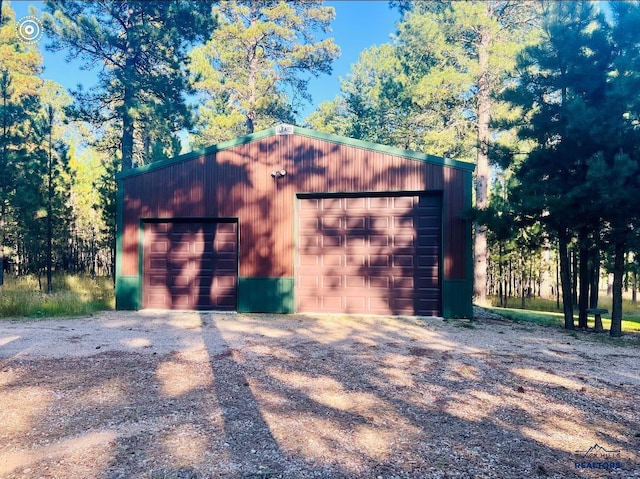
[205,313,639,478]
[0,313,638,479]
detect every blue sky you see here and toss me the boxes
[9,0,400,121]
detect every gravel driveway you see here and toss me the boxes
[0,310,639,478]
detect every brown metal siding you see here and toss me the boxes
[121,134,468,282]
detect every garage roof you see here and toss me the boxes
[116,125,475,180]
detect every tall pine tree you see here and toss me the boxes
[189,0,339,146]
[0,2,44,286]
[44,1,215,170]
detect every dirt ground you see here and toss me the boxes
[0,310,639,479]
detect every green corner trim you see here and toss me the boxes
[116,276,140,310]
[238,277,294,313]
[443,279,473,319]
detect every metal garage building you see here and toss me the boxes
[115,125,474,318]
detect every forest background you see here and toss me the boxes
[0,1,638,336]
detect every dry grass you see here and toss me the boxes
[0,275,113,318]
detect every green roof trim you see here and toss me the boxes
[116,127,277,180]
[116,124,475,180]
[292,125,475,172]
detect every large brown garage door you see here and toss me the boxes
[143,220,238,310]
[297,194,441,316]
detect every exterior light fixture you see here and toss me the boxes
[271,169,287,178]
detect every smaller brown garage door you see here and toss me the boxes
[296,194,441,316]
[143,220,238,310]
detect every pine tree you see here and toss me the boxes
[502,1,640,335]
[0,3,45,286]
[189,0,340,146]
[44,1,215,170]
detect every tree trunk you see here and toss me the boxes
[121,28,136,171]
[473,25,491,307]
[46,106,54,294]
[498,243,504,307]
[246,5,258,135]
[0,75,7,289]
[589,248,600,308]
[558,232,574,329]
[556,240,560,309]
[122,82,135,171]
[632,269,637,305]
[571,247,578,307]
[521,263,526,308]
[610,240,625,337]
[578,242,589,328]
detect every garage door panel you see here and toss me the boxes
[149,258,167,270]
[300,198,320,210]
[298,275,319,287]
[322,235,342,247]
[345,235,366,247]
[392,196,415,208]
[150,241,168,253]
[143,221,238,310]
[148,293,168,306]
[346,276,366,288]
[369,217,389,229]
[300,235,320,248]
[172,275,192,287]
[321,217,342,230]
[322,255,342,267]
[345,296,367,310]
[149,275,166,287]
[215,295,237,308]
[216,222,237,234]
[393,235,414,247]
[322,198,343,210]
[370,276,390,289]
[170,294,191,309]
[393,276,415,289]
[215,276,237,288]
[370,235,390,247]
[216,260,238,272]
[321,296,342,310]
[346,197,366,209]
[417,216,441,228]
[346,217,366,230]
[322,275,342,288]
[297,195,441,316]
[393,216,414,229]
[418,254,439,266]
[393,297,414,311]
[369,197,390,208]
[393,255,414,267]
[300,217,320,230]
[417,234,440,247]
[299,254,319,266]
[346,255,366,266]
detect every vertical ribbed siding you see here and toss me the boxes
[120,133,469,281]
